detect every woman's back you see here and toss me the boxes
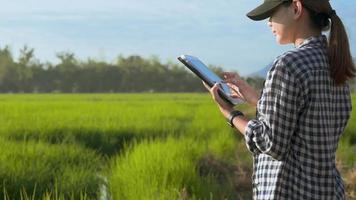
[252,34,352,200]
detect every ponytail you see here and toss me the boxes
[302,1,356,85]
[328,13,356,85]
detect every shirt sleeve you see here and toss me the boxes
[244,58,300,160]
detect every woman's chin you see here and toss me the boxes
[276,39,283,45]
[276,37,290,45]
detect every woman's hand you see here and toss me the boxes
[203,81,249,134]
[223,72,260,107]
[203,82,234,118]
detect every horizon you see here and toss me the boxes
[0,0,355,76]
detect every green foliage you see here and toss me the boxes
[109,130,254,200]
[0,93,354,199]
[350,78,356,95]
[342,94,356,145]
[0,46,269,93]
[0,94,210,155]
[110,138,215,200]
[0,47,212,93]
[0,138,103,199]
[0,94,253,199]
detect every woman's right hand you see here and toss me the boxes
[222,72,260,107]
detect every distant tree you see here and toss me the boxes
[55,52,79,92]
[352,59,356,92]
[19,45,35,66]
[0,46,19,92]
[17,45,38,92]
[0,46,273,93]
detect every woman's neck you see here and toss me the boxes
[294,29,321,47]
[293,16,322,47]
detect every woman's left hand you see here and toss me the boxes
[203,81,234,118]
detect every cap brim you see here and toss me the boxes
[246,1,284,21]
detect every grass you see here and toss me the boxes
[0,93,354,199]
[0,138,103,199]
[0,94,208,155]
[110,137,217,199]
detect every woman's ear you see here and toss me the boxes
[292,0,303,20]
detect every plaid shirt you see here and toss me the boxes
[244,35,352,200]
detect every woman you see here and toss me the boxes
[205,0,355,199]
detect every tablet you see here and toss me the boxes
[178,55,244,106]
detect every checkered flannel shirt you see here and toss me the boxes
[244,35,352,200]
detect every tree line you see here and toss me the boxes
[1,46,353,93]
[0,46,219,93]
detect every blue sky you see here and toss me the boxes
[0,0,355,75]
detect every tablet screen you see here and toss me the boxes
[178,55,244,105]
[183,55,231,94]
[189,58,221,82]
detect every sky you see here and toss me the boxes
[0,0,355,75]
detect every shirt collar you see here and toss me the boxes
[296,35,327,49]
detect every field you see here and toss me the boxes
[0,94,355,199]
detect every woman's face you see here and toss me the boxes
[268,3,296,45]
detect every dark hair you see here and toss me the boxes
[302,0,355,85]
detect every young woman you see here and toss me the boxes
[205,0,355,199]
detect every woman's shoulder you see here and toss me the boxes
[275,48,305,66]
[269,50,299,74]
[272,46,326,76]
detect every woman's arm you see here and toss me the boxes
[206,59,300,160]
[205,82,249,135]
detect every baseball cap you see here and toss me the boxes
[247,0,291,21]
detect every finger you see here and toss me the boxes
[230,95,243,100]
[230,93,244,99]
[227,83,240,93]
[229,87,240,95]
[211,83,220,94]
[210,83,221,100]
[230,94,241,98]
[227,84,245,99]
[229,86,243,96]
[202,81,211,91]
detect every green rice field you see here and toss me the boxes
[0,94,355,199]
